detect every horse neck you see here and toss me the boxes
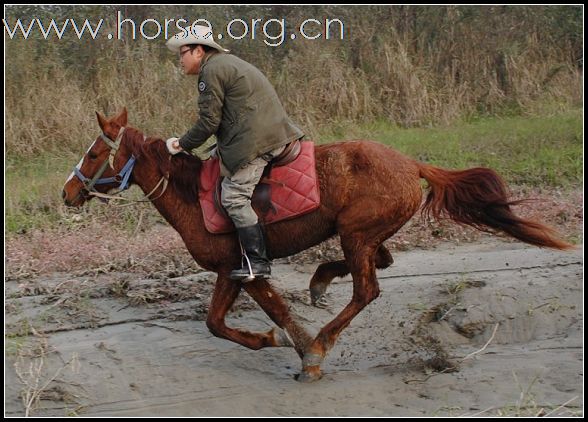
[124,128,200,207]
[123,130,217,265]
[122,129,170,195]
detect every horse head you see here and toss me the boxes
[62,108,137,207]
[63,107,204,208]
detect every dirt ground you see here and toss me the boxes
[5,238,583,417]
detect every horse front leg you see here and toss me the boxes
[206,273,293,350]
[242,279,314,358]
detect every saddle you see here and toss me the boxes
[198,140,321,234]
[271,139,302,166]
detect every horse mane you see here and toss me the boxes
[125,127,202,204]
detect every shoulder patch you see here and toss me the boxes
[198,81,206,92]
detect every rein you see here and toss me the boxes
[89,172,168,205]
[72,127,169,205]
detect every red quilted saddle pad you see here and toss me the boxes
[198,141,320,234]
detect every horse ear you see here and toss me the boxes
[114,107,128,127]
[96,111,108,132]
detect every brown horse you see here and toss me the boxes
[62,108,572,382]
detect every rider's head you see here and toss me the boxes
[166,25,229,75]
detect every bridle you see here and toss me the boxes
[72,126,168,204]
[74,127,134,194]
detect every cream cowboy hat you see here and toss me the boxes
[166,25,229,53]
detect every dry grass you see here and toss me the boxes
[460,375,581,417]
[5,6,582,155]
[13,328,82,416]
[6,223,201,280]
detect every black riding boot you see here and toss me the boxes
[230,223,271,281]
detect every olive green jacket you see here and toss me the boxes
[178,52,304,174]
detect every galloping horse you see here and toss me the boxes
[62,108,572,382]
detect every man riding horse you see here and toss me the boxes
[165,25,304,281]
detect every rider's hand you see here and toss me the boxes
[166,137,183,155]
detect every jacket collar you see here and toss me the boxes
[200,50,221,71]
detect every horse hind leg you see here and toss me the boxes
[300,238,381,382]
[309,244,394,307]
[309,260,349,308]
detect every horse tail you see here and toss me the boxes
[417,163,574,250]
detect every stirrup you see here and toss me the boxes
[230,251,270,282]
[229,255,271,283]
[230,227,271,282]
[239,252,256,282]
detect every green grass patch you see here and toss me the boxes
[317,109,582,187]
[5,154,76,233]
[5,152,165,235]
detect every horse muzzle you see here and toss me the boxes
[62,188,89,207]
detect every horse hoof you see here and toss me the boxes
[295,368,323,383]
[310,287,329,308]
[272,327,294,347]
[312,295,330,308]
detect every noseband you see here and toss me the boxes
[71,126,168,205]
[73,127,136,194]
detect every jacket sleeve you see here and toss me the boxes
[178,68,225,151]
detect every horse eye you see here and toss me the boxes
[88,152,98,160]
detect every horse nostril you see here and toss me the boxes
[62,190,72,206]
